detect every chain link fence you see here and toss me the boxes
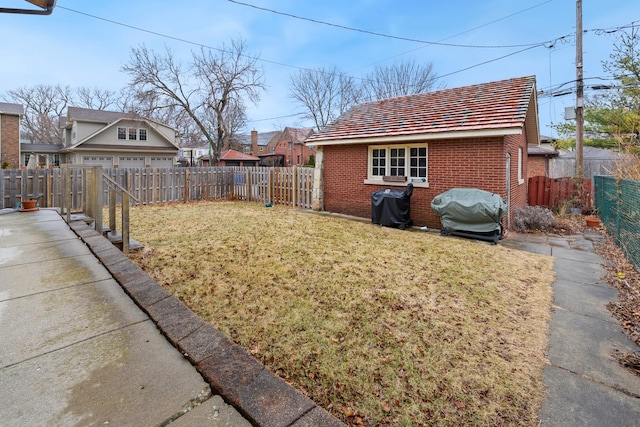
[594,175,640,271]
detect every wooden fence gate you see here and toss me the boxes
[527,176,593,211]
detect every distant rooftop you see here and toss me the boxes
[0,102,24,115]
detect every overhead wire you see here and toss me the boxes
[56,5,640,101]
[226,0,547,49]
[56,4,565,87]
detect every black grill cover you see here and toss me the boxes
[371,183,413,229]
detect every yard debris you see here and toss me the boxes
[592,230,640,375]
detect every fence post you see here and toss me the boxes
[184,169,190,203]
[245,169,251,201]
[93,166,103,234]
[109,186,116,234]
[46,171,52,207]
[292,166,298,208]
[122,191,130,255]
[64,166,71,222]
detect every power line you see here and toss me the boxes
[354,0,556,70]
[227,0,545,49]
[55,5,637,94]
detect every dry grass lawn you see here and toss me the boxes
[127,201,555,426]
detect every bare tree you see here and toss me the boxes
[289,66,361,131]
[3,84,72,143]
[121,39,264,164]
[75,86,118,110]
[362,59,442,101]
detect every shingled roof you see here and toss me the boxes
[306,76,537,145]
[220,149,260,161]
[64,106,139,126]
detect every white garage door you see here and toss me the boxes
[150,157,174,168]
[119,157,145,169]
[82,156,113,168]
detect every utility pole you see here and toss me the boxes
[575,0,584,178]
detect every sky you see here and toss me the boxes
[0,0,638,138]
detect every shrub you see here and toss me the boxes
[513,206,556,232]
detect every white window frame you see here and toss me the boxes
[139,128,147,141]
[517,147,524,184]
[117,127,127,140]
[365,143,429,188]
[128,128,137,140]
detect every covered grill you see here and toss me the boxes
[371,183,413,230]
[431,188,506,244]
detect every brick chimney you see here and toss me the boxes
[251,130,258,156]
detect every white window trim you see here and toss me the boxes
[365,143,429,188]
[517,147,524,185]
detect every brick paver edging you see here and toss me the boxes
[68,220,345,427]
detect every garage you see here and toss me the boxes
[119,156,145,169]
[150,157,175,169]
[82,156,113,168]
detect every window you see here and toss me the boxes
[367,144,429,187]
[389,148,406,176]
[288,142,292,150]
[139,129,147,141]
[128,128,137,140]
[53,154,60,167]
[371,148,386,176]
[517,147,524,184]
[117,127,126,140]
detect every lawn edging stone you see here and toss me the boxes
[68,221,347,427]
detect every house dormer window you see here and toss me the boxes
[128,128,137,140]
[117,127,127,140]
[139,129,147,141]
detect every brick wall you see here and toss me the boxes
[528,156,547,178]
[504,133,529,227]
[322,135,528,229]
[0,114,20,168]
[271,133,315,166]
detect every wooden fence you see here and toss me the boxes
[549,157,620,180]
[527,175,593,211]
[1,166,315,210]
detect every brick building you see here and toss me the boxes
[266,127,315,166]
[0,102,23,169]
[305,76,540,230]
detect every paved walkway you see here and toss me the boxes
[0,209,342,426]
[502,231,640,426]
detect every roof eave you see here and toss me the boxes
[306,127,523,147]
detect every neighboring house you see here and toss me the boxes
[0,102,23,169]
[237,130,281,156]
[528,143,558,178]
[178,146,209,166]
[267,127,315,166]
[20,143,66,168]
[305,76,540,230]
[218,149,260,167]
[60,107,179,168]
